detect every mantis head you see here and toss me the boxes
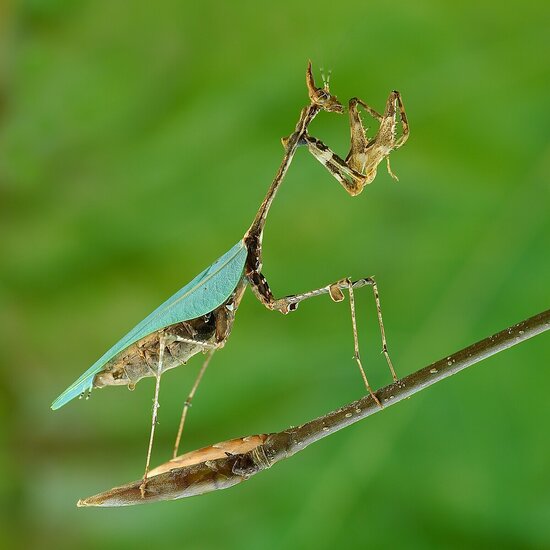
[306,61,343,113]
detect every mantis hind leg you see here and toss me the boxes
[140,334,166,498]
[172,349,215,458]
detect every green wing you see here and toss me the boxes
[51,240,247,410]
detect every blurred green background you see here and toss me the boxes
[1,0,549,548]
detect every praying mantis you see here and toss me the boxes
[51,61,409,497]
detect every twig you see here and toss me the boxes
[78,309,549,507]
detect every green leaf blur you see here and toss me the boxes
[1,1,548,548]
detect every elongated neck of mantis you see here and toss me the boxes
[246,104,319,242]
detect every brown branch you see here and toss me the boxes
[78,309,550,507]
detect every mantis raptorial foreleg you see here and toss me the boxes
[304,91,409,194]
[248,272,397,405]
[172,349,215,458]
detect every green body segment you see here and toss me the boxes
[51,240,248,410]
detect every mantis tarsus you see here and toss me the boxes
[51,61,409,497]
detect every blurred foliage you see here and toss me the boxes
[1,0,549,548]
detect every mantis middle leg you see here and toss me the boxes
[248,272,397,405]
